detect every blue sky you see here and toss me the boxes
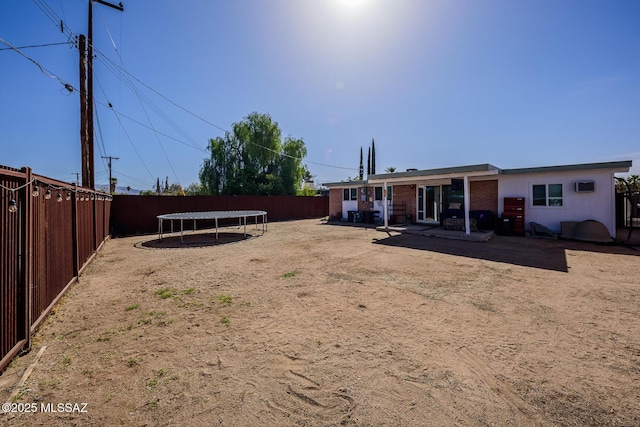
[1,0,639,191]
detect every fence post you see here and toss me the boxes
[71,184,79,276]
[21,167,33,350]
[93,191,97,251]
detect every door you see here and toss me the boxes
[418,186,441,223]
[426,186,441,222]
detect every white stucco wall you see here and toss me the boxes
[498,169,617,235]
[341,200,358,220]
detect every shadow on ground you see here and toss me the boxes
[372,232,637,272]
[135,232,257,249]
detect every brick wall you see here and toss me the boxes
[359,186,373,211]
[470,180,498,213]
[392,184,416,221]
[329,188,342,219]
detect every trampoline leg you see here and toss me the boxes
[215,218,219,240]
[159,218,163,241]
[180,219,184,243]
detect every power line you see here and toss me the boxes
[21,3,357,178]
[95,100,206,152]
[93,98,111,174]
[94,50,204,149]
[0,41,71,51]
[32,0,74,38]
[95,63,185,191]
[0,36,76,93]
[92,14,184,190]
[107,103,156,182]
[112,168,154,188]
[94,50,358,172]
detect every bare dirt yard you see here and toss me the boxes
[1,219,639,426]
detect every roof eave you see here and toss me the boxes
[368,163,501,183]
[323,180,368,188]
[502,160,633,175]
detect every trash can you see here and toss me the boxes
[347,211,356,223]
[497,217,513,236]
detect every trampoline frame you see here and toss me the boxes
[157,210,268,242]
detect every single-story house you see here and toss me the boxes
[323,160,632,237]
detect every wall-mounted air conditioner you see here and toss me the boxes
[575,181,595,193]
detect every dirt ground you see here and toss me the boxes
[1,219,639,426]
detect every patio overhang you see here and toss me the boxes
[367,164,501,186]
[368,165,501,235]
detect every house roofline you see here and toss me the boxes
[369,163,502,181]
[501,160,632,175]
[323,179,367,188]
[322,160,633,187]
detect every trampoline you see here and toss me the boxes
[157,210,267,242]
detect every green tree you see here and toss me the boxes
[279,136,308,195]
[200,112,308,196]
[184,182,204,195]
[359,147,364,180]
[616,174,640,192]
[385,166,396,173]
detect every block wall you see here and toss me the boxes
[392,184,416,222]
[470,180,498,212]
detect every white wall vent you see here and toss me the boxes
[575,181,595,193]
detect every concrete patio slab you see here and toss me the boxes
[376,224,494,242]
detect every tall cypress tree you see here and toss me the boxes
[371,139,376,175]
[359,147,364,180]
[367,147,371,176]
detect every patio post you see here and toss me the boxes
[464,175,470,235]
[383,180,388,230]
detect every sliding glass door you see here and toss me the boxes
[425,186,441,222]
[417,186,441,223]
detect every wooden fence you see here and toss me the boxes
[110,194,329,235]
[1,166,111,372]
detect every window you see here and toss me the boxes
[343,188,357,201]
[374,186,392,201]
[532,184,563,207]
[548,184,563,206]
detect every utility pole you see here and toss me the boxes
[102,156,119,194]
[71,172,81,185]
[80,0,123,190]
[78,34,89,188]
